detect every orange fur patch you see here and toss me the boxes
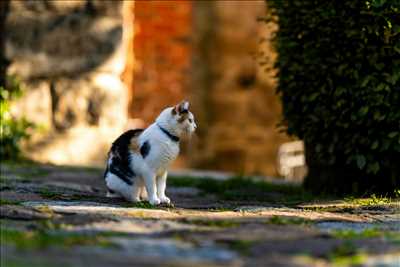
[178,112,189,123]
[128,132,141,152]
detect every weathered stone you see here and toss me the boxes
[0,205,53,220]
[2,163,400,267]
[22,201,181,219]
[6,0,127,166]
[316,221,400,233]
[110,237,237,263]
[67,219,200,234]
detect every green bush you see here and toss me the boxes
[267,0,400,194]
[0,75,34,160]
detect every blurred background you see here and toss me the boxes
[1,0,305,181]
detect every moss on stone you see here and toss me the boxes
[327,241,366,266]
[332,228,400,242]
[344,194,391,206]
[1,228,113,250]
[168,176,314,205]
[123,201,160,209]
[329,252,367,267]
[38,189,59,199]
[34,205,55,217]
[220,239,254,255]
[267,215,311,226]
[0,199,22,206]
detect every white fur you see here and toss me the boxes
[106,102,196,205]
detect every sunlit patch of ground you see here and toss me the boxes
[1,163,399,266]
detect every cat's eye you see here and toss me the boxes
[188,118,193,123]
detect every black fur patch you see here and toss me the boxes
[140,141,151,158]
[108,189,115,194]
[109,160,133,185]
[103,164,109,179]
[105,129,144,186]
[111,129,144,159]
[157,124,180,142]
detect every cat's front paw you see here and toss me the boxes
[132,197,141,203]
[149,197,161,205]
[159,196,171,204]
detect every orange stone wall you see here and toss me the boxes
[129,1,192,123]
[123,1,290,176]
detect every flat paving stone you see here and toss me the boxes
[1,163,399,267]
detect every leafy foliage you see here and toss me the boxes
[267,0,400,193]
[0,75,34,160]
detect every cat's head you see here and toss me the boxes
[156,100,197,137]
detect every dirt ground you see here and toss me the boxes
[1,163,399,267]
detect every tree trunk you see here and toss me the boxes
[0,0,10,89]
[0,0,10,88]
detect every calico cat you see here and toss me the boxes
[104,101,196,205]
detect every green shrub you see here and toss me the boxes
[267,0,400,194]
[0,75,34,160]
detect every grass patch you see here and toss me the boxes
[0,175,8,184]
[34,205,55,216]
[344,194,391,206]
[0,228,112,250]
[330,252,367,267]
[180,219,240,228]
[0,199,21,206]
[38,188,59,199]
[220,239,254,255]
[332,228,382,239]
[123,201,159,209]
[267,215,311,225]
[328,241,366,266]
[1,258,61,267]
[1,161,50,179]
[169,176,314,205]
[332,228,400,243]
[386,232,400,245]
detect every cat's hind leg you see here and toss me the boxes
[131,179,142,202]
[105,173,136,202]
[139,186,148,201]
[135,179,148,201]
[131,157,158,205]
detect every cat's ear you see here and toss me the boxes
[173,100,189,115]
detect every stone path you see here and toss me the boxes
[1,163,399,266]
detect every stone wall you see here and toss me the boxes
[126,1,290,176]
[7,0,290,176]
[129,1,191,124]
[6,0,127,166]
[193,1,285,175]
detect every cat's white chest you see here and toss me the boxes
[139,125,180,172]
[150,141,179,172]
